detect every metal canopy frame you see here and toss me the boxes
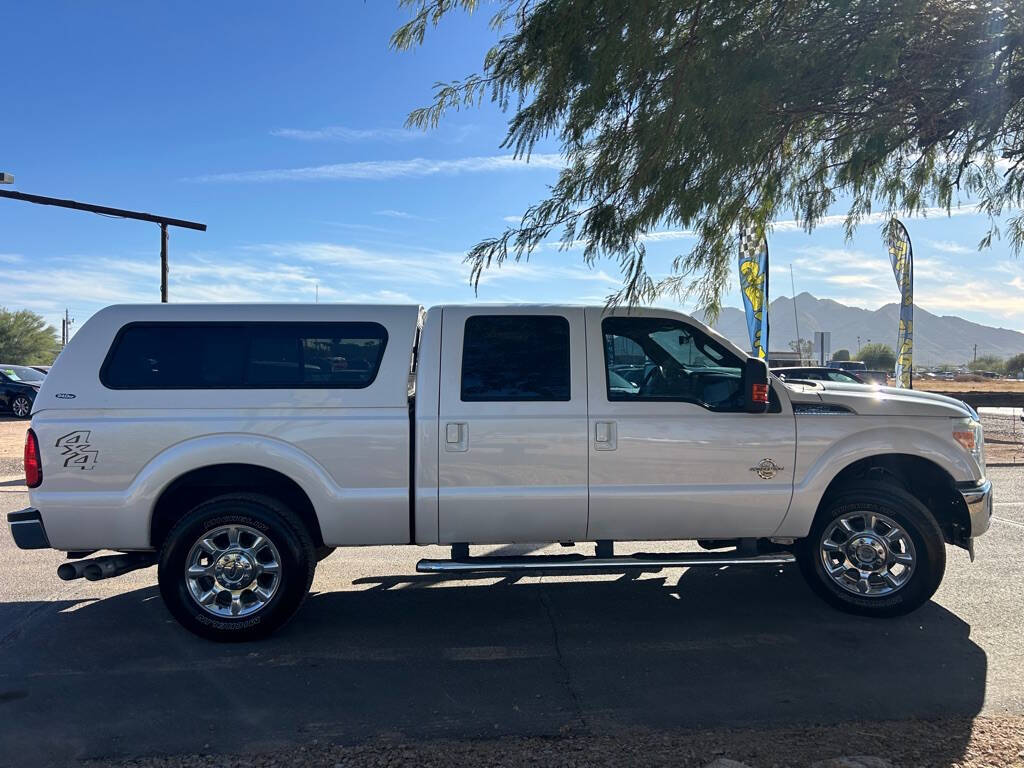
[0,189,207,302]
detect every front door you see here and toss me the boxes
[586,308,796,541]
[437,307,589,544]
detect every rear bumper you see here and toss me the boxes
[7,508,50,550]
[959,479,993,539]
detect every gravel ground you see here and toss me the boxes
[0,417,24,477]
[981,409,1024,465]
[91,716,1024,768]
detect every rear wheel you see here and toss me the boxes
[11,395,32,418]
[797,482,946,617]
[158,493,316,641]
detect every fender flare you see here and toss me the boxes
[133,433,340,542]
[773,426,974,539]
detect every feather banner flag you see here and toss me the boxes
[738,223,769,358]
[887,219,914,388]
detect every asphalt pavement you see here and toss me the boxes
[0,467,1021,767]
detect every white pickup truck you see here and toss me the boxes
[10,303,992,640]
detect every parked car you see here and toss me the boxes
[9,303,991,641]
[859,371,890,385]
[773,366,864,384]
[827,360,867,372]
[0,364,44,418]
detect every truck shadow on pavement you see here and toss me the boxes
[0,563,985,766]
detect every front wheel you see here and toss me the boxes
[797,482,946,617]
[158,493,316,641]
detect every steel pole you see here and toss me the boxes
[160,223,169,303]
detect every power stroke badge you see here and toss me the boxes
[749,458,784,480]
[56,430,99,470]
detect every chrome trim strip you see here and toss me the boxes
[417,552,795,574]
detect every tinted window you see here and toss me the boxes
[827,371,858,383]
[602,317,744,410]
[102,322,388,389]
[461,315,570,401]
[0,365,45,383]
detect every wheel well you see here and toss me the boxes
[150,464,324,550]
[820,454,971,546]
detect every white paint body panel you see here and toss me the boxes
[584,307,796,540]
[26,302,985,553]
[30,304,420,550]
[436,306,589,544]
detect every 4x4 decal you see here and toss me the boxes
[55,430,99,470]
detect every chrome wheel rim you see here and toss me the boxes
[12,397,30,417]
[185,524,282,618]
[819,511,916,597]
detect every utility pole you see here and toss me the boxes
[973,344,978,363]
[160,224,169,302]
[61,309,74,346]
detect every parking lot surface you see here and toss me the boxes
[0,416,1022,766]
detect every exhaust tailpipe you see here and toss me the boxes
[82,553,156,581]
[57,553,156,582]
[57,560,92,581]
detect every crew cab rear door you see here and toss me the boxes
[585,307,796,540]
[437,307,589,544]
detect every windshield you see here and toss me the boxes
[0,365,45,383]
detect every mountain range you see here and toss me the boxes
[698,293,1024,366]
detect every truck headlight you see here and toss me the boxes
[952,416,985,467]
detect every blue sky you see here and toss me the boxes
[1,0,1023,341]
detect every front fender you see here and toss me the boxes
[773,422,978,539]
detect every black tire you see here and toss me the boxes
[158,493,316,641]
[797,482,946,617]
[11,395,32,419]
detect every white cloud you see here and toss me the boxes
[185,154,564,183]
[270,126,423,142]
[0,253,23,263]
[373,209,434,221]
[926,239,973,255]
[567,204,992,248]
[771,205,986,233]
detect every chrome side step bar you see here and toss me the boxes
[416,551,795,574]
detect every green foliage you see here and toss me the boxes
[968,354,1006,373]
[789,339,813,359]
[1005,353,1024,376]
[394,1,1024,315]
[859,342,896,371]
[832,348,851,362]
[0,308,60,365]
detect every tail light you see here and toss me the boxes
[24,429,42,488]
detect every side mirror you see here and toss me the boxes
[744,357,770,413]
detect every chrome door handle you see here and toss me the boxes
[445,422,469,452]
[594,421,617,450]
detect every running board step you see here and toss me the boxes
[416,551,795,574]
